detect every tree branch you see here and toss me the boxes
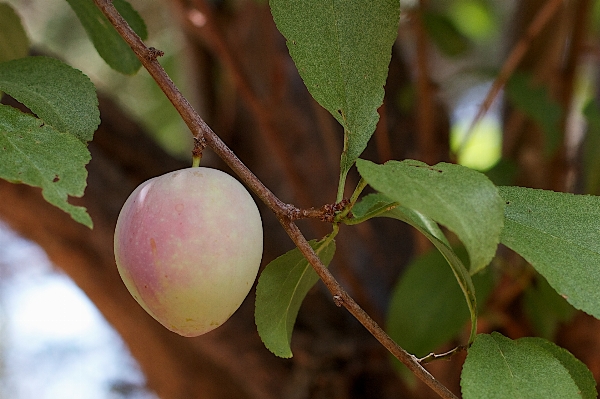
[92,1,458,398]
[459,0,565,151]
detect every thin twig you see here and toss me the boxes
[419,345,467,365]
[92,1,458,398]
[459,0,565,153]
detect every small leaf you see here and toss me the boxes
[255,237,336,358]
[0,105,92,227]
[422,10,471,57]
[461,332,595,399]
[0,56,99,143]
[0,4,30,63]
[506,72,563,156]
[387,246,493,359]
[66,0,148,75]
[270,0,400,180]
[523,274,576,340]
[356,159,504,273]
[499,186,600,319]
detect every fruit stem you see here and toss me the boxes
[192,155,201,168]
[192,136,205,167]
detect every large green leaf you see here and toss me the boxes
[499,186,600,319]
[255,237,336,358]
[66,0,147,75]
[0,4,30,63]
[461,332,596,399]
[356,159,504,273]
[506,72,563,156]
[0,105,92,227]
[0,57,99,143]
[270,0,400,184]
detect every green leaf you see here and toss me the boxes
[351,192,450,246]
[499,186,600,319]
[506,72,563,156]
[387,246,493,359]
[0,57,99,143]
[270,0,400,183]
[356,159,504,273]
[255,237,336,358]
[522,337,597,399]
[0,3,30,63]
[523,274,576,340]
[422,10,471,57]
[66,0,148,75]
[352,192,480,346]
[0,105,92,227]
[350,192,399,223]
[461,332,596,399]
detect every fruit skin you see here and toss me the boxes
[114,167,263,337]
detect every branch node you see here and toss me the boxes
[193,135,207,155]
[418,345,468,364]
[332,295,343,307]
[285,205,302,221]
[291,199,351,223]
[192,136,207,166]
[146,47,165,60]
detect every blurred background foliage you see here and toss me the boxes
[2,0,600,398]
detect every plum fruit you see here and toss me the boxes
[114,167,263,337]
